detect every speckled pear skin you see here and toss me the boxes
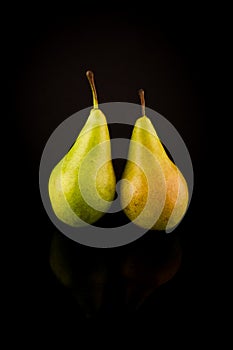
[48,108,116,227]
[121,115,189,231]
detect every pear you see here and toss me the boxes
[120,89,189,231]
[48,71,116,227]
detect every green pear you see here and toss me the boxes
[48,71,116,227]
[120,89,189,231]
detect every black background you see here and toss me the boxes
[6,4,222,342]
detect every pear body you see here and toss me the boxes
[49,108,116,227]
[121,116,189,231]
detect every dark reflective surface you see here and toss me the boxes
[49,229,182,319]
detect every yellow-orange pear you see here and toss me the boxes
[120,89,189,231]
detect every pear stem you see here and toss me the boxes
[86,70,98,109]
[138,89,145,116]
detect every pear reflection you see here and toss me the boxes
[49,230,182,318]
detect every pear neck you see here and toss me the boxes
[135,115,159,138]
